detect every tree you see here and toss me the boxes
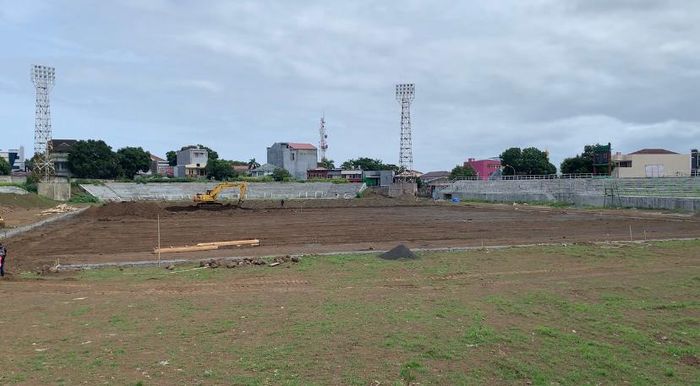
[166,151,177,166]
[500,148,523,175]
[319,158,335,169]
[449,164,476,180]
[247,158,261,170]
[560,144,608,174]
[117,147,151,179]
[206,159,237,181]
[0,157,10,175]
[67,140,120,179]
[499,147,556,175]
[341,157,399,171]
[271,168,293,182]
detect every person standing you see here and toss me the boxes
[0,243,6,277]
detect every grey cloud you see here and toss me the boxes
[0,0,698,171]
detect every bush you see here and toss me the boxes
[69,192,100,203]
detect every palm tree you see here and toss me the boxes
[248,158,261,170]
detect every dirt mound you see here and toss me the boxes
[165,203,244,212]
[380,244,418,260]
[86,202,165,218]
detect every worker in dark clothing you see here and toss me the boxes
[0,243,6,277]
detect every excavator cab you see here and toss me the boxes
[193,181,248,208]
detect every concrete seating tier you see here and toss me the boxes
[80,182,366,202]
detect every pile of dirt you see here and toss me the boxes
[86,202,165,218]
[379,244,418,260]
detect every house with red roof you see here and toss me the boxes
[267,142,318,180]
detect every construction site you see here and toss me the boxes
[1,186,699,384]
[0,28,698,383]
[3,190,700,273]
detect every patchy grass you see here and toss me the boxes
[0,192,56,208]
[0,241,698,384]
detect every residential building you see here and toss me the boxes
[419,171,451,196]
[149,154,173,177]
[307,168,342,180]
[0,146,25,173]
[232,164,249,175]
[267,142,318,180]
[340,169,363,183]
[175,146,208,178]
[48,139,78,178]
[465,158,501,181]
[308,167,331,179]
[612,149,691,178]
[250,163,279,177]
[419,171,450,184]
[363,170,395,187]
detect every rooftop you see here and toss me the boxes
[49,139,78,152]
[629,148,679,155]
[420,171,450,181]
[287,143,317,150]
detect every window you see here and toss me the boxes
[618,161,632,168]
[291,153,295,160]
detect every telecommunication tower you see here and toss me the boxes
[395,83,415,171]
[31,64,56,181]
[319,115,328,161]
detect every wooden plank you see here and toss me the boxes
[196,239,260,247]
[153,245,219,254]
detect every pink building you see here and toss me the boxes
[465,158,501,181]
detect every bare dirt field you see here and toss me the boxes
[0,193,60,229]
[4,198,700,272]
[0,241,697,384]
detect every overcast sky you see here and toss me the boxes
[1,0,699,171]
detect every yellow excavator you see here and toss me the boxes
[193,181,248,208]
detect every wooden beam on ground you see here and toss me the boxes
[196,239,260,247]
[153,245,219,254]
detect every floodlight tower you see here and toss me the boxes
[319,115,328,161]
[31,64,56,181]
[395,83,415,172]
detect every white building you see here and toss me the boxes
[0,146,25,173]
[612,149,691,178]
[175,146,208,178]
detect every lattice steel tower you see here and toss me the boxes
[31,64,56,180]
[396,83,415,171]
[319,115,328,161]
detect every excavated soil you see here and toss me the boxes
[4,200,700,272]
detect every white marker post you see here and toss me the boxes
[157,214,161,267]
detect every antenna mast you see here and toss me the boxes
[31,64,56,181]
[319,115,328,161]
[395,83,415,171]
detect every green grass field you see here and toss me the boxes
[1,241,698,385]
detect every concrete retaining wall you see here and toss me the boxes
[439,178,700,211]
[0,186,28,195]
[38,182,71,201]
[0,176,27,183]
[385,182,417,197]
[81,182,366,202]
